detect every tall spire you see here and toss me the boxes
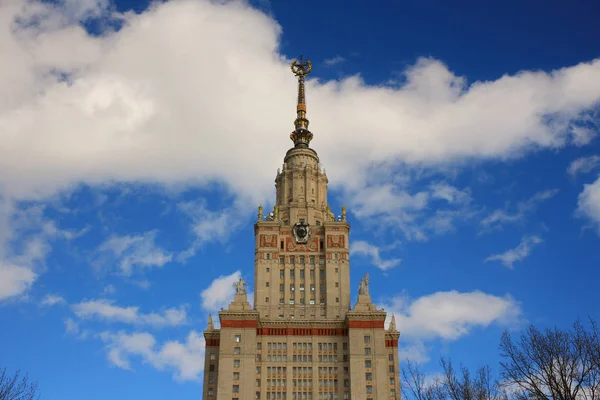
[389,314,397,331]
[290,56,313,148]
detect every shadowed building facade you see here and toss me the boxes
[202,58,401,400]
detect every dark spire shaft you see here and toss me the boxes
[290,56,313,148]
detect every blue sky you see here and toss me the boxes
[1,0,599,398]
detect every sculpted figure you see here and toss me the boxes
[234,277,247,295]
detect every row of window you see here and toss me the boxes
[272,283,337,292]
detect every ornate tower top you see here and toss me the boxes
[290,56,313,148]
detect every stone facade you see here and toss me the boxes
[202,59,401,400]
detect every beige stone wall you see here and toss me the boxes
[202,141,402,400]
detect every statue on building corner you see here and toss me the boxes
[258,205,263,221]
[234,277,247,295]
[358,273,370,295]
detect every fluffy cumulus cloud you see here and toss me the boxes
[0,0,598,297]
[577,176,600,234]
[100,330,205,381]
[0,0,599,205]
[382,290,522,362]
[72,299,188,327]
[0,263,37,301]
[485,235,543,268]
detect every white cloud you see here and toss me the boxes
[0,263,37,301]
[177,201,243,262]
[568,155,600,177]
[383,290,522,341]
[98,231,172,275]
[0,201,84,300]
[480,189,558,232]
[576,176,600,234]
[72,299,188,327]
[381,290,521,363]
[200,271,241,312]
[350,240,401,271]
[65,317,80,335]
[100,330,205,381]
[429,182,471,205]
[485,235,543,268]
[324,56,346,66]
[40,294,66,306]
[0,0,598,208]
[103,284,116,295]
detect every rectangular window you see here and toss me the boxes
[290,256,295,264]
[265,297,269,302]
[299,256,305,264]
[365,373,372,381]
[280,270,285,279]
[234,347,241,354]
[320,269,325,279]
[300,284,305,291]
[210,353,216,360]
[364,348,372,356]
[233,372,240,380]
[366,386,372,394]
[234,359,240,367]
[266,282,270,287]
[389,365,395,373]
[310,284,315,292]
[266,253,271,260]
[300,270,305,279]
[280,284,285,293]
[336,297,339,303]
[290,284,295,292]
[280,256,285,264]
[233,385,240,393]
[389,353,394,361]
[365,360,371,368]
[257,343,262,350]
[235,335,241,342]
[364,336,371,344]
[390,377,395,385]
[309,256,315,264]
[290,269,295,279]
[310,270,315,279]
[281,241,284,250]
[209,364,215,371]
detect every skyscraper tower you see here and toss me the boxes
[202,57,401,400]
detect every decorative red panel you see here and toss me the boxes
[221,319,258,328]
[348,320,385,329]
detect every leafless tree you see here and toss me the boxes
[499,319,600,400]
[402,358,507,400]
[441,358,508,400]
[0,368,40,400]
[402,359,445,400]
